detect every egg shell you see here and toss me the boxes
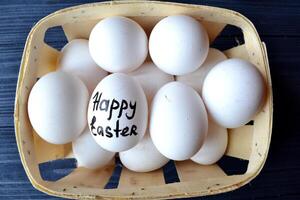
[120,133,169,172]
[72,127,115,169]
[89,16,148,73]
[150,82,208,161]
[149,15,209,75]
[191,120,228,165]
[88,73,148,152]
[128,62,174,104]
[202,58,266,128]
[57,39,108,94]
[28,71,89,144]
[177,48,227,93]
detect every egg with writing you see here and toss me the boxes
[28,71,89,144]
[128,62,174,104]
[57,39,108,94]
[89,16,148,73]
[150,82,208,160]
[149,15,209,75]
[72,127,115,169]
[202,58,266,128]
[191,120,228,165]
[120,133,169,172]
[88,73,148,152]
[177,48,227,93]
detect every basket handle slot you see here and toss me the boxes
[38,158,76,181]
[104,156,123,189]
[211,24,245,51]
[217,156,249,176]
[162,160,180,184]
[44,26,68,51]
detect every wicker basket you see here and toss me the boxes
[14,1,273,199]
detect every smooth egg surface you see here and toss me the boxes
[149,15,209,75]
[28,71,89,144]
[202,58,266,128]
[89,16,148,73]
[191,120,228,165]
[58,39,108,94]
[120,133,169,172]
[88,73,148,152]
[128,62,174,104]
[177,48,227,93]
[72,127,115,169]
[150,82,208,161]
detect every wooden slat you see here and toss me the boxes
[176,160,226,182]
[62,19,99,41]
[62,16,225,44]
[225,125,254,160]
[201,21,226,43]
[33,130,72,163]
[118,168,165,189]
[36,43,59,77]
[223,44,250,60]
[54,166,114,189]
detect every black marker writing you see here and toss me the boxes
[90,116,97,136]
[126,101,136,120]
[92,92,101,111]
[108,99,119,120]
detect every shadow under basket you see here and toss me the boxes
[14,1,273,199]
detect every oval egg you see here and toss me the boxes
[177,48,227,93]
[149,15,209,75]
[88,73,148,152]
[72,127,115,169]
[57,39,108,94]
[120,133,169,172]
[150,82,208,161]
[89,16,148,73]
[191,120,228,165]
[28,71,89,144]
[128,62,174,103]
[202,58,266,128]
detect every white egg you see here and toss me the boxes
[88,73,148,152]
[202,58,266,128]
[72,127,115,169]
[191,120,228,165]
[149,15,209,75]
[128,62,174,103]
[121,63,172,172]
[177,48,227,93]
[150,82,208,161]
[120,133,169,172]
[28,71,89,144]
[57,39,108,93]
[89,16,148,73]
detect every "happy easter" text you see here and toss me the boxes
[90,92,138,138]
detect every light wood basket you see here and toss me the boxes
[14,1,273,199]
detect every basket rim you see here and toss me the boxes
[14,1,273,199]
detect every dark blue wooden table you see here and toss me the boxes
[1,0,300,199]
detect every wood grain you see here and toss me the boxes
[1,0,300,199]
